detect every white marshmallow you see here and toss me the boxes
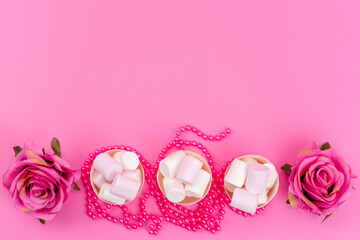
[224,181,237,192]
[163,178,186,203]
[185,170,211,198]
[224,159,247,188]
[99,183,126,205]
[113,151,139,170]
[245,163,269,194]
[264,163,278,189]
[176,155,203,185]
[159,151,186,178]
[122,169,142,183]
[258,190,268,205]
[93,152,123,181]
[92,171,109,189]
[111,175,141,201]
[231,188,259,214]
[241,157,258,164]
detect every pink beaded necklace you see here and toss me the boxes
[81,126,267,234]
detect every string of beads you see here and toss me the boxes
[81,126,266,234]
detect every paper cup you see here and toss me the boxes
[90,149,145,205]
[224,155,279,208]
[157,150,212,205]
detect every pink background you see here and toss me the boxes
[0,0,359,239]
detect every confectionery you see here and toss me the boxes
[93,152,123,181]
[113,151,140,170]
[90,150,143,205]
[99,183,126,205]
[157,150,211,204]
[162,178,186,203]
[92,170,109,189]
[176,155,203,185]
[264,163,278,189]
[185,169,211,198]
[230,188,259,214]
[224,159,247,188]
[245,163,269,194]
[111,174,141,201]
[159,150,186,178]
[224,155,279,214]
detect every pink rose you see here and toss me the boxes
[284,143,356,217]
[3,139,79,222]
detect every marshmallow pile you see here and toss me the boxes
[225,157,278,214]
[91,151,142,204]
[159,151,211,203]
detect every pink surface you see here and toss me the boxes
[0,0,359,239]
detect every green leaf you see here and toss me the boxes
[322,213,332,223]
[73,182,81,191]
[13,146,22,157]
[51,138,61,157]
[39,218,46,224]
[42,148,45,155]
[320,142,331,151]
[281,163,292,176]
[286,199,290,204]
